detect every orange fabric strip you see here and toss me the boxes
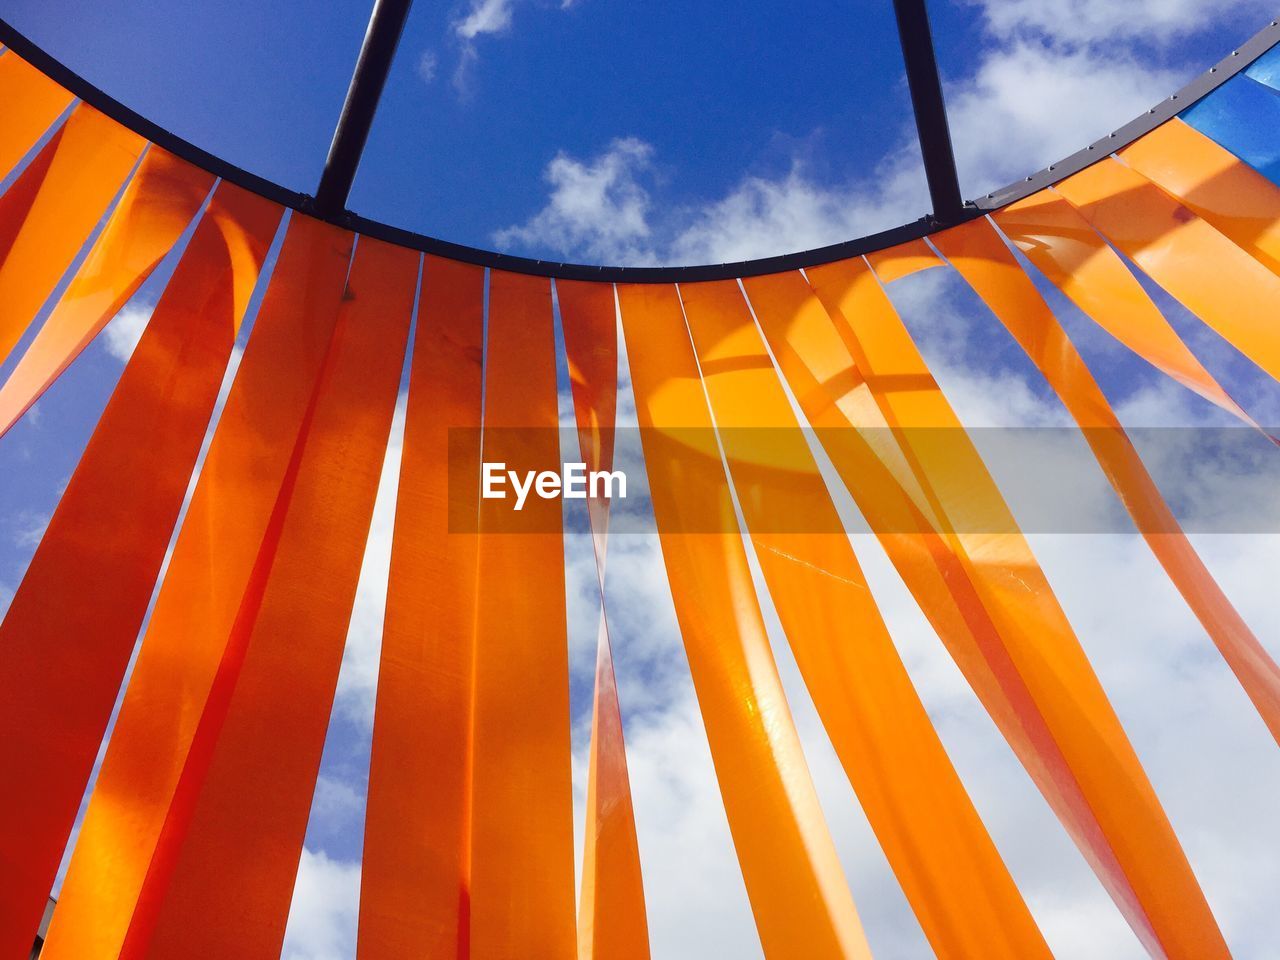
[0,49,74,179]
[0,146,214,436]
[804,253,1226,959]
[0,182,279,960]
[1053,156,1280,383]
[993,189,1262,431]
[1120,118,1280,277]
[358,255,485,960]
[556,279,650,960]
[864,239,941,282]
[0,105,144,367]
[707,275,1050,960]
[135,234,416,960]
[38,214,355,960]
[469,271,577,960]
[617,281,872,960]
[937,217,1280,747]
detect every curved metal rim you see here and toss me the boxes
[3,15,1279,283]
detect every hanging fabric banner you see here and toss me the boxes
[1053,157,1280,383]
[0,49,74,180]
[802,252,1228,960]
[557,278,651,960]
[38,214,356,960]
[683,277,1051,960]
[0,146,214,436]
[0,181,280,960]
[1120,118,1280,278]
[617,281,872,960]
[935,217,1280,747]
[469,270,577,960]
[358,255,484,960]
[1180,72,1280,187]
[128,234,415,959]
[993,188,1265,432]
[0,104,144,368]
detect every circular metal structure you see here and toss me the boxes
[3,14,1279,282]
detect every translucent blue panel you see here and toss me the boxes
[1245,44,1280,91]
[1181,74,1280,185]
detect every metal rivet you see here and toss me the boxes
[1210,67,1218,73]
[1087,145,1094,150]
[1109,132,1117,138]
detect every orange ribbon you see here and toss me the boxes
[1054,156,1280,384]
[0,181,279,960]
[1120,118,1280,278]
[618,281,872,960]
[0,146,214,436]
[557,278,651,960]
[799,251,1228,959]
[0,49,74,180]
[469,271,578,960]
[39,214,355,960]
[358,255,485,960]
[0,105,144,368]
[938,216,1280,746]
[131,233,416,959]
[727,273,1051,959]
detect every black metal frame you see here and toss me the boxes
[1,13,1278,282]
[891,0,964,225]
[313,0,413,217]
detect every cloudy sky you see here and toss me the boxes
[3,0,1280,957]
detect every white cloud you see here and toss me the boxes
[493,34,1185,266]
[968,0,1271,48]
[11,508,51,548]
[280,848,361,960]
[946,42,1182,198]
[454,0,515,40]
[103,301,154,363]
[416,51,439,84]
[494,138,657,265]
[492,0,1270,266]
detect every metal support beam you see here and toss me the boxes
[314,0,414,217]
[891,0,965,224]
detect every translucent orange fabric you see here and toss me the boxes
[0,105,144,367]
[681,277,1050,960]
[469,271,577,960]
[993,190,1261,430]
[616,282,872,960]
[0,181,279,960]
[936,217,1280,748]
[1120,118,1280,277]
[134,234,415,960]
[39,214,356,960]
[803,252,1226,959]
[358,255,484,960]
[0,146,214,435]
[557,279,650,960]
[0,50,74,179]
[1054,157,1280,383]
[5,33,1280,957]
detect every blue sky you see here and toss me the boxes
[5,1,1280,958]
[0,0,1269,260]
